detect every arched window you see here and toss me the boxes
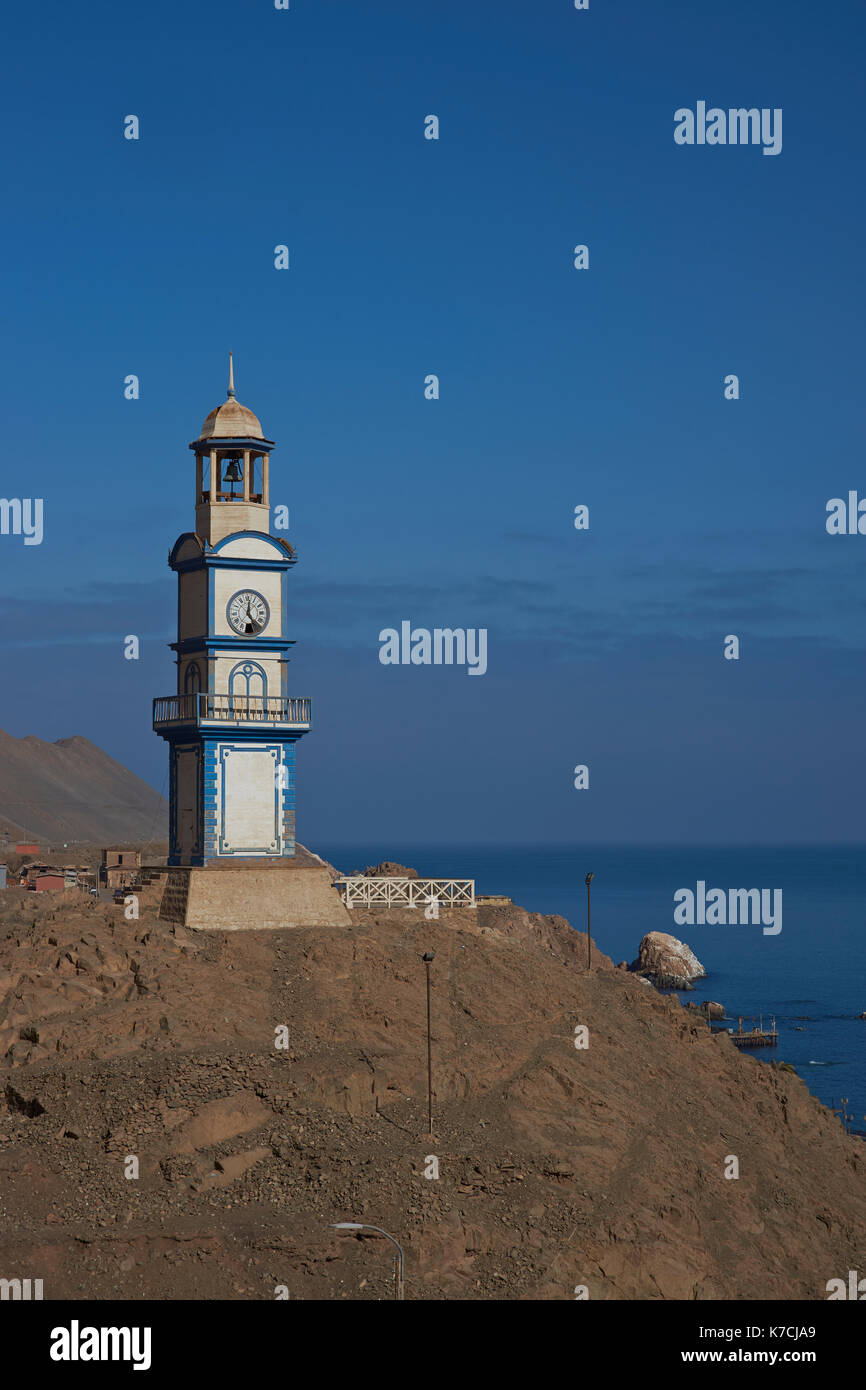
[228,660,267,700]
[184,662,201,694]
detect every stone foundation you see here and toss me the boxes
[158,865,351,931]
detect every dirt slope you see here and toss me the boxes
[0,878,863,1301]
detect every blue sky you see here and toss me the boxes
[1,0,864,845]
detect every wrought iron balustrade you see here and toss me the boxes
[153,693,311,726]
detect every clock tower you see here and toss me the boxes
[153,357,310,867]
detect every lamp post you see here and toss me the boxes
[422,950,435,1136]
[329,1223,405,1301]
[584,872,594,971]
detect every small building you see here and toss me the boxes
[32,873,66,892]
[16,843,39,856]
[19,861,51,887]
[101,848,142,890]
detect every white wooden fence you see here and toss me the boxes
[336,877,475,908]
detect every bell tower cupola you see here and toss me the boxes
[191,353,274,545]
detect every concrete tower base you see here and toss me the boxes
[158,863,352,931]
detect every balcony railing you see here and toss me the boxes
[153,693,311,728]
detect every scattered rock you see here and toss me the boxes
[4,1084,46,1117]
[359,862,418,878]
[685,1000,725,1021]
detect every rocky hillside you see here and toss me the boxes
[0,729,167,845]
[0,869,863,1300]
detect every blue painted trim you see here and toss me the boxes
[211,531,284,555]
[169,532,295,573]
[171,637,296,654]
[217,743,282,856]
[189,436,275,451]
[155,724,309,746]
[173,554,297,574]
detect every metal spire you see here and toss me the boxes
[227,351,235,398]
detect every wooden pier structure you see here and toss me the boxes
[724,1015,778,1049]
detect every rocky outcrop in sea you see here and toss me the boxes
[629,931,706,989]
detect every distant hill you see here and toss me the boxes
[0,729,167,846]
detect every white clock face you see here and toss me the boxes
[227,590,269,636]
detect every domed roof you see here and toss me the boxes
[197,396,265,441]
[195,354,268,442]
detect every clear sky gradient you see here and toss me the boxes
[1,0,864,845]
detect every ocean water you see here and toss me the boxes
[319,843,866,1129]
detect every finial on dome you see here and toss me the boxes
[227,351,235,399]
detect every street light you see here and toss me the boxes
[584,872,594,971]
[422,950,435,1136]
[329,1223,405,1300]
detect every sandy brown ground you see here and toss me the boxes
[0,878,864,1300]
